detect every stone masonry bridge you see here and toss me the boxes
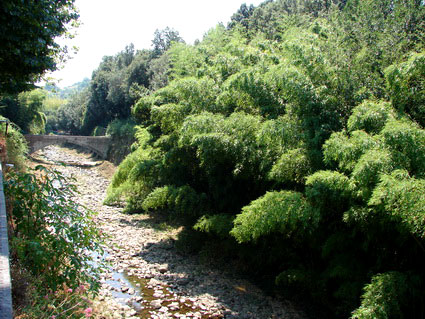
[25,135,112,159]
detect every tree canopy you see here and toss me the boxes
[0,0,79,95]
[105,1,425,318]
[7,1,425,317]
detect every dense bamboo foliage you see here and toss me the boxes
[6,0,419,317]
[104,1,425,317]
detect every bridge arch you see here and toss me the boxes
[24,135,112,159]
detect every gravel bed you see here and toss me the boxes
[33,145,305,319]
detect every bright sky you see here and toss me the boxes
[49,0,264,88]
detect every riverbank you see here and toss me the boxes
[30,145,304,319]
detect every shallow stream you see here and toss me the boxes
[32,145,303,319]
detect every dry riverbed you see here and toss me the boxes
[31,145,305,319]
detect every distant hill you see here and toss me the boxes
[44,78,90,99]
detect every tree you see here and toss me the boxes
[0,89,47,133]
[107,1,425,316]
[117,43,135,68]
[228,3,255,30]
[0,0,79,95]
[151,27,184,57]
[56,89,89,134]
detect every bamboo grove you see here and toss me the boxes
[7,1,424,317]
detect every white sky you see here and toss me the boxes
[49,0,264,88]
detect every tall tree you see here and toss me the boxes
[0,0,79,95]
[0,89,47,133]
[228,3,255,29]
[151,27,184,57]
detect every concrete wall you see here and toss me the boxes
[25,135,112,159]
[0,163,12,319]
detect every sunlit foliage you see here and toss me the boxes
[0,0,79,94]
[0,89,47,134]
[104,1,425,317]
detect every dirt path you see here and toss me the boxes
[31,145,304,319]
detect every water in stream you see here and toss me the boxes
[97,250,214,319]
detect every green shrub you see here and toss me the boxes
[0,118,28,170]
[380,119,425,176]
[193,214,234,238]
[150,103,190,133]
[141,186,170,211]
[105,148,144,205]
[14,281,93,319]
[167,77,219,113]
[178,112,262,179]
[352,272,415,319]
[131,95,155,124]
[5,166,105,292]
[347,100,394,134]
[268,148,312,184]
[351,149,394,199]
[104,128,156,206]
[218,68,283,118]
[323,130,378,172]
[142,185,207,223]
[123,181,155,213]
[256,115,303,162]
[305,170,353,210]
[105,119,137,164]
[368,170,425,239]
[231,191,319,243]
[385,52,425,127]
[106,118,136,138]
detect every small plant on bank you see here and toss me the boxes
[5,165,105,299]
[14,279,94,319]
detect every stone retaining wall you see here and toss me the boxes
[0,163,12,318]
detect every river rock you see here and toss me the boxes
[151,299,163,309]
[159,265,168,273]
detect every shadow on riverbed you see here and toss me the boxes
[62,142,102,159]
[134,237,300,318]
[118,212,183,233]
[114,214,304,319]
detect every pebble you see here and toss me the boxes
[151,300,163,309]
[159,265,168,273]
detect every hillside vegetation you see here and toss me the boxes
[104,1,425,317]
[2,0,424,317]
